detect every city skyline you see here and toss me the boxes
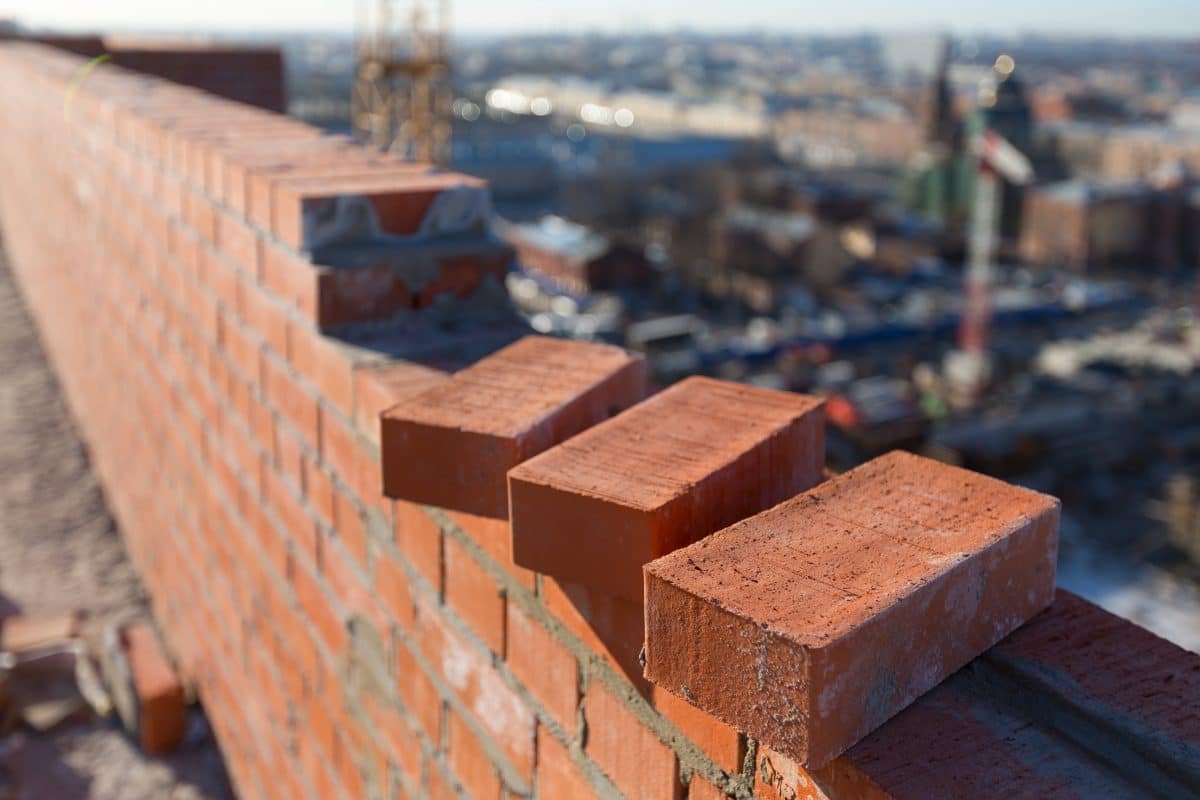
[3,0,1199,38]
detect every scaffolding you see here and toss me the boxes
[352,0,452,165]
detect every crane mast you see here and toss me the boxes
[353,0,452,165]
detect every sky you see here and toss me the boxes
[2,0,1198,38]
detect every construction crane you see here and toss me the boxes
[353,0,452,165]
[947,128,1034,399]
[944,127,1033,403]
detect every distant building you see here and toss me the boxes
[775,101,922,168]
[1100,126,1200,181]
[500,215,652,296]
[1019,181,1148,269]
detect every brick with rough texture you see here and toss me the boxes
[510,375,824,601]
[841,589,1200,800]
[381,336,645,518]
[644,450,1060,769]
[122,623,188,754]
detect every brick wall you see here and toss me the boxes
[0,42,1197,800]
[18,34,286,111]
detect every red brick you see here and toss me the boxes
[535,728,596,800]
[322,537,385,633]
[333,487,367,567]
[428,761,458,800]
[270,411,306,484]
[583,681,680,800]
[263,460,318,564]
[375,550,416,632]
[319,406,362,488]
[510,376,823,601]
[652,686,744,774]
[182,188,215,242]
[381,336,645,518]
[221,135,354,213]
[446,511,535,590]
[249,157,415,232]
[841,590,1200,799]
[506,600,578,731]
[220,313,262,384]
[302,456,336,530]
[644,451,1060,768]
[260,242,320,319]
[445,535,506,655]
[363,693,422,788]
[120,623,187,754]
[292,561,348,656]
[289,322,356,417]
[447,710,502,800]
[394,500,442,591]
[263,356,319,447]
[214,209,260,275]
[239,281,289,356]
[417,601,534,780]
[396,643,442,745]
[543,577,646,687]
[755,746,886,800]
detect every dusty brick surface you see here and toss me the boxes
[382,335,645,517]
[510,375,824,601]
[645,450,1060,768]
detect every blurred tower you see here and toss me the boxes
[926,38,956,149]
[353,0,452,165]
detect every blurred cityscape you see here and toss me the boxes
[9,20,1200,649]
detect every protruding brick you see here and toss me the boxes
[121,623,188,754]
[644,450,1059,769]
[510,376,824,601]
[381,336,645,518]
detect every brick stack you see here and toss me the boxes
[1,41,1197,800]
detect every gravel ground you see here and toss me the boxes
[0,240,233,800]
